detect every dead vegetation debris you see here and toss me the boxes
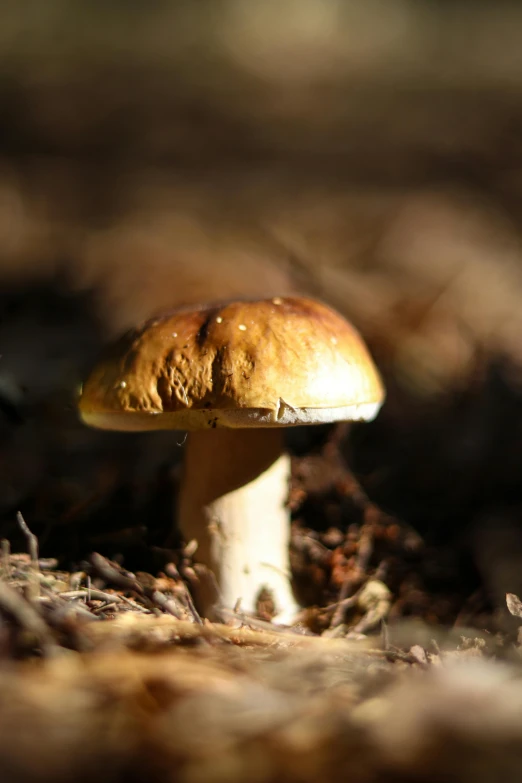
[0,530,520,783]
[0,563,520,783]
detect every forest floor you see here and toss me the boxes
[1,410,522,783]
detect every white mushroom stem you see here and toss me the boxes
[178,427,299,621]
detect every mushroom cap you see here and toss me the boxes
[79,296,385,431]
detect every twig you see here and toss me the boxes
[16,512,39,600]
[90,552,146,596]
[118,594,152,613]
[37,558,58,570]
[16,512,38,564]
[38,586,99,621]
[179,580,204,625]
[58,588,121,603]
[84,613,387,655]
[381,619,390,651]
[220,607,311,635]
[90,553,194,620]
[91,601,119,616]
[151,590,185,619]
[383,647,426,666]
[167,562,204,625]
[330,524,375,628]
[0,581,57,656]
[1,539,10,579]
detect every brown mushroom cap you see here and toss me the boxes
[79,296,385,431]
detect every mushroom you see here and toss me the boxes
[78,296,385,621]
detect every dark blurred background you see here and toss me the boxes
[2,0,522,621]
